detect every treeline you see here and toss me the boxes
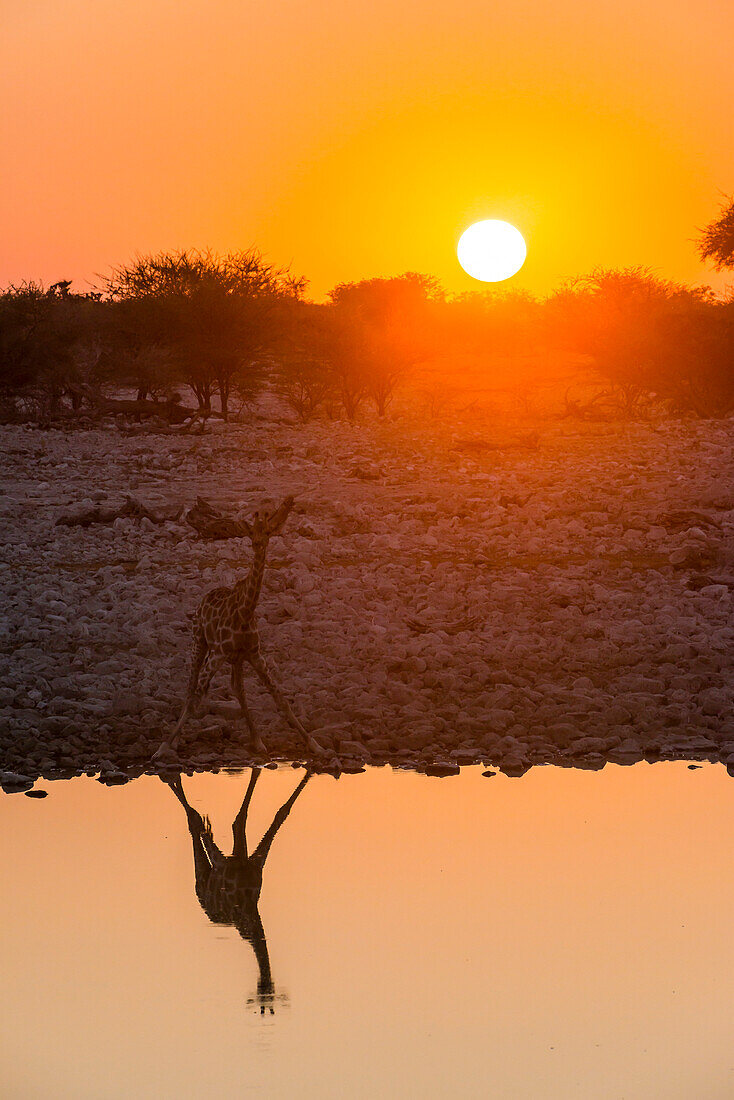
[2,244,734,424]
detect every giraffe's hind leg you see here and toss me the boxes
[248,654,321,755]
[155,631,208,758]
[197,651,223,706]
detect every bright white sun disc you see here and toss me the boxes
[457,220,527,282]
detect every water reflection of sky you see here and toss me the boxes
[1,763,732,1098]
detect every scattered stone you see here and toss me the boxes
[338,740,371,759]
[499,757,531,778]
[425,762,461,777]
[0,771,35,793]
[0,411,731,779]
[97,770,132,786]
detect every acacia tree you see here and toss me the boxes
[328,273,441,417]
[541,268,711,415]
[657,294,734,417]
[698,197,734,270]
[104,249,305,418]
[275,300,338,422]
[695,200,734,412]
[0,281,100,417]
[102,294,178,401]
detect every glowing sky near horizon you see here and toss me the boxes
[2,0,734,297]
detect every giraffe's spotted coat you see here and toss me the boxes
[158,497,317,756]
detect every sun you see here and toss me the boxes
[457,220,527,282]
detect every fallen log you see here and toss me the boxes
[95,398,203,423]
[55,495,182,527]
[185,497,250,539]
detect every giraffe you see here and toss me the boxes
[164,767,311,1013]
[155,496,319,759]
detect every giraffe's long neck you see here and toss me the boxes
[235,541,268,620]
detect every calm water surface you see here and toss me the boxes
[2,762,734,1099]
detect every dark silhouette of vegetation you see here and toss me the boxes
[274,274,441,421]
[658,294,734,417]
[101,293,178,402]
[276,300,340,422]
[328,273,442,416]
[544,267,733,417]
[0,280,101,419]
[104,249,305,420]
[1,233,733,424]
[699,196,734,271]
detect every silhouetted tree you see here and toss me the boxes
[0,281,100,418]
[329,273,441,417]
[3,250,731,426]
[275,300,337,422]
[99,295,177,401]
[104,249,305,419]
[698,197,734,271]
[656,294,734,417]
[543,268,718,416]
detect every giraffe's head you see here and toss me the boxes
[243,496,296,550]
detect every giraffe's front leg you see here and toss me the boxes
[231,657,266,754]
[248,654,322,755]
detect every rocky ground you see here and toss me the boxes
[1,404,733,784]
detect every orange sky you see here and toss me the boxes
[2,0,734,298]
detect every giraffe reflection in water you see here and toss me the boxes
[165,767,311,1013]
